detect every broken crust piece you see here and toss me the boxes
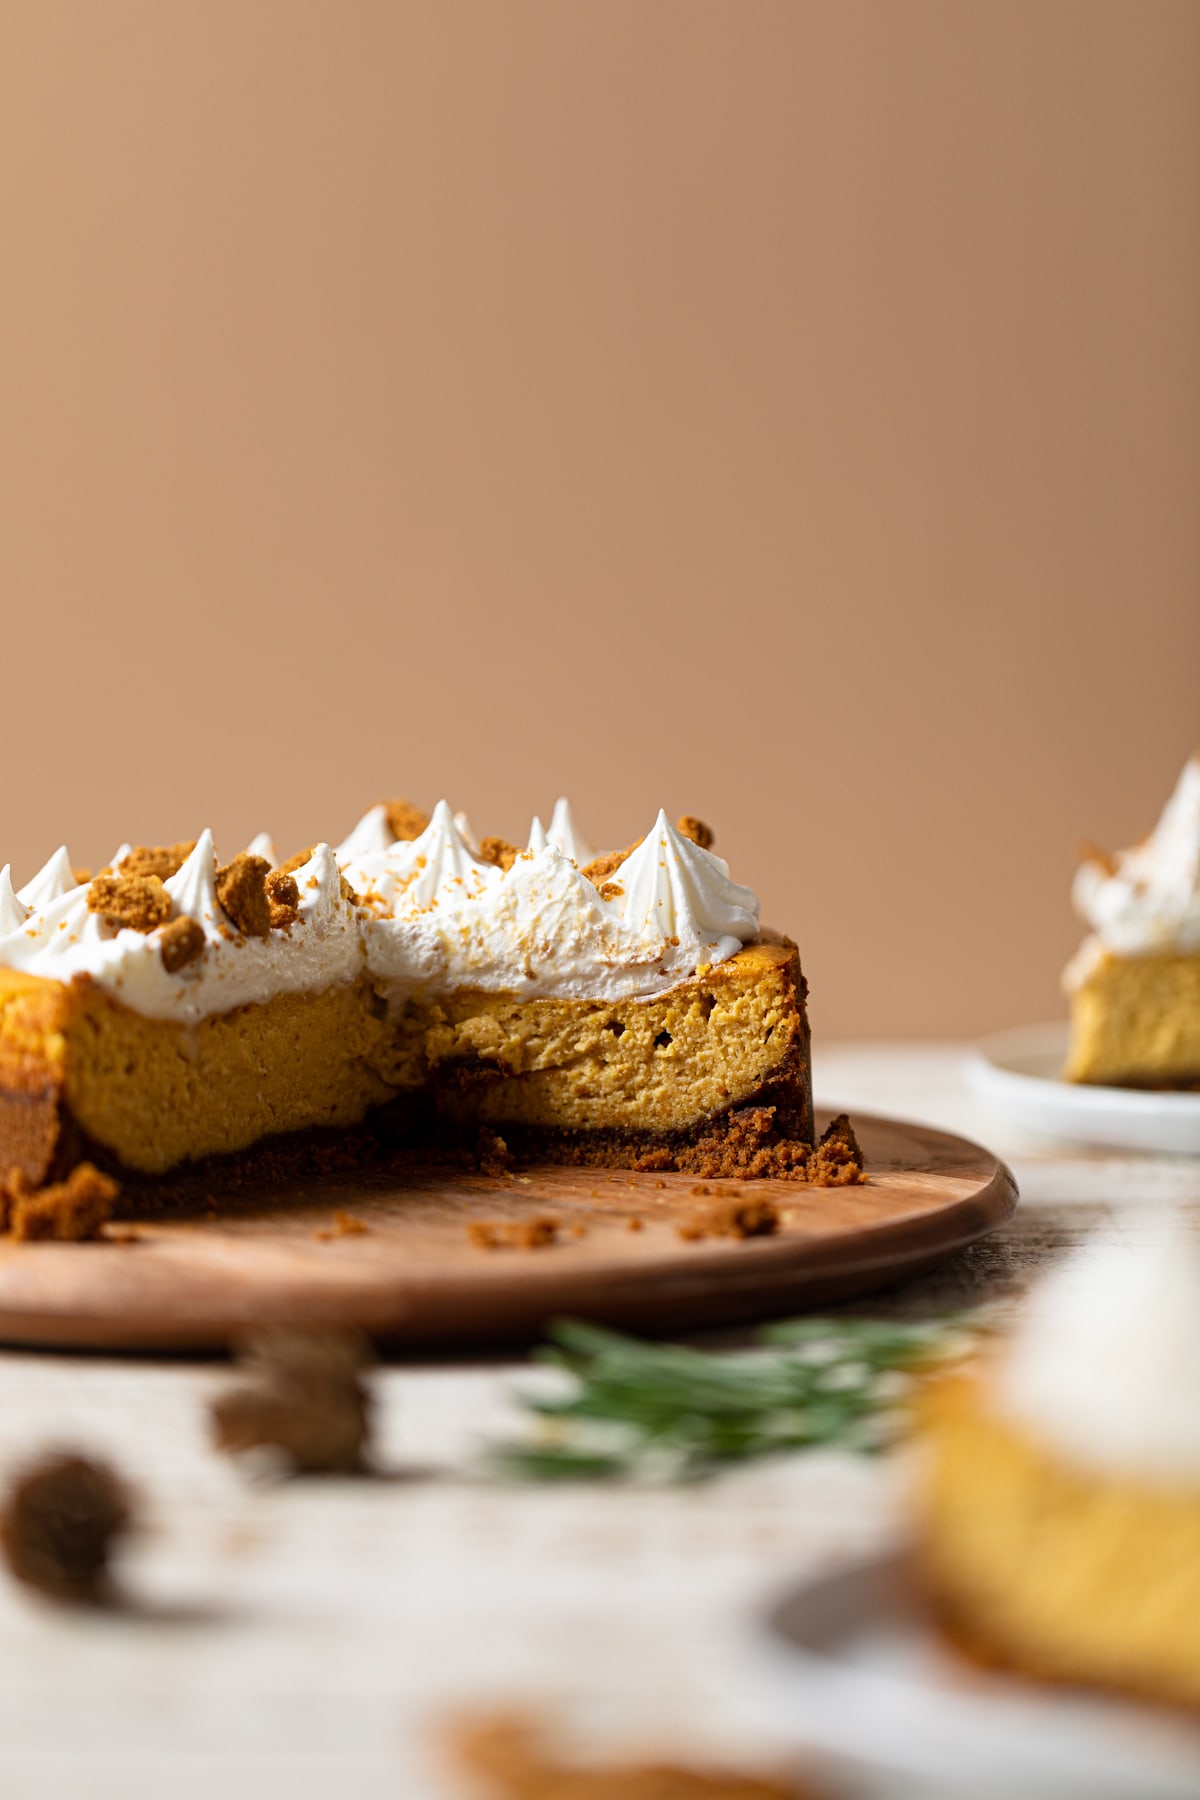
[808,1113,867,1187]
[678,1191,780,1241]
[0,1163,118,1241]
[468,1216,561,1251]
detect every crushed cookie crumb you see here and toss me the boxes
[159,914,206,973]
[468,1216,561,1251]
[478,837,520,873]
[265,869,300,930]
[582,841,643,886]
[119,842,196,881]
[627,1217,645,1232]
[0,1453,133,1605]
[87,874,172,933]
[598,880,624,901]
[384,799,430,842]
[0,1163,119,1242]
[447,1713,799,1800]
[274,845,316,878]
[215,853,272,938]
[677,815,715,850]
[210,1329,373,1474]
[808,1113,867,1187]
[678,1192,780,1242]
[475,1129,513,1178]
[315,1210,369,1241]
[71,866,91,886]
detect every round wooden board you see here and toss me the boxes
[0,1112,1016,1353]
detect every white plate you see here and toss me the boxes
[968,1022,1200,1155]
[746,1553,1200,1800]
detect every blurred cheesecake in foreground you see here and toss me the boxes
[914,1219,1200,1709]
[0,802,855,1191]
[1063,755,1200,1087]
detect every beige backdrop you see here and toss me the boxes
[1,2,1197,1039]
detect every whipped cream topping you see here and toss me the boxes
[0,801,764,1019]
[0,834,361,1023]
[340,802,760,1004]
[547,797,594,867]
[1069,756,1200,970]
[997,1215,1200,1482]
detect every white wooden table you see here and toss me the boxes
[0,1045,1196,1800]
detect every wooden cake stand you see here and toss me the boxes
[0,1111,1016,1352]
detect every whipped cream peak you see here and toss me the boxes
[617,811,760,956]
[998,1213,1200,1482]
[247,831,277,864]
[165,830,220,924]
[1071,755,1200,959]
[547,797,593,867]
[453,811,480,855]
[399,801,493,908]
[344,803,761,1004]
[0,867,28,936]
[337,805,394,861]
[0,800,768,1018]
[18,846,79,911]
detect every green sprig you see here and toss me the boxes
[490,1314,971,1483]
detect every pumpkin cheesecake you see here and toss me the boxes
[1064,755,1200,1087]
[0,804,850,1191]
[914,1219,1200,1709]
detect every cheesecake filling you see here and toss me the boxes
[997,1215,1200,1482]
[1067,755,1200,987]
[0,803,763,1021]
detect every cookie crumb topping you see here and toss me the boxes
[478,837,520,873]
[86,874,172,934]
[159,915,206,973]
[265,869,301,930]
[677,815,715,850]
[215,854,272,939]
[119,842,196,881]
[582,841,643,886]
[384,799,430,842]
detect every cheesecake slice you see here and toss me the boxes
[914,1223,1200,1710]
[1064,756,1200,1087]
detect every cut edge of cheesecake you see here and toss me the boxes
[0,942,838,1192]
[1064,946,1200,1088]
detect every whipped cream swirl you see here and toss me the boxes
[1071,755,1200,963]
[998,1214,1200,1482]
[339,802,760,1003]
[0,834,361,1023]
[0,801,764,1019]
